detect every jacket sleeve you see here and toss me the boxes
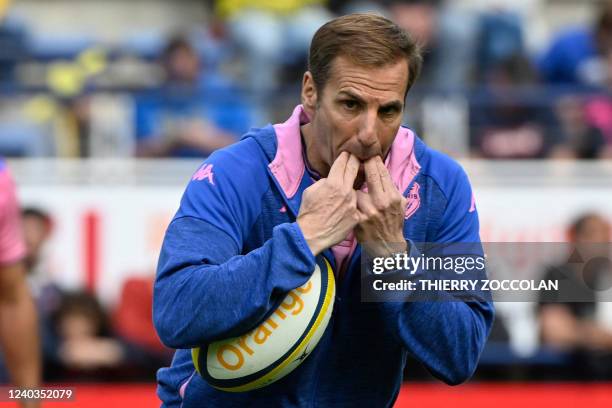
[152,147,316,349]
[393,168,494,385]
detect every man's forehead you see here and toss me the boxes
[325,56,408,100]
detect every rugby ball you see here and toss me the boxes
[192,255,335,392]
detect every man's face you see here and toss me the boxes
[23,215,50,267]
[573,216,611,260]
[576,216,611,243]
[302,56,408,188]
[166,47,200,83]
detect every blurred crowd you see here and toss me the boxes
[1,0,612,159]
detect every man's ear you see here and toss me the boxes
[301,71,318,119]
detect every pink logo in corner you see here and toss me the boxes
[404,182,421,219]
[192,163,214,185]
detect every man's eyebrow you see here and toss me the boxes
[337,91,402,110]
[337,90,365,104]
[380,100,403,111]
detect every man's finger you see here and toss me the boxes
[356,190,377,217]
[328,151,349,181]
[375,157,397,194]
[344,154,360,185]
[364,156,384,196]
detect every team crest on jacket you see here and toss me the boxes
[404,182,420,219]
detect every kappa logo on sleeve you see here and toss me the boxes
[192,163,215,185]
[469,193,476,213]
[404,182,421,219]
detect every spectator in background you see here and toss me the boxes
[48,291,157,381]
[21,208,59,300]
[213,0,333,103]
[470,55,558,158]
[387,0,478,91]
[135,35,252,158]
[21,208,52,273]
[47,291,122,380]
[549,96,608,159]
[538,213,612,379]
[474,9,525,85]
[0,159,41,407]
[582,47,612,158]
[539,2,612,86]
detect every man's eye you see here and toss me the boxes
[380,107,397,117]
[343,100,357,110]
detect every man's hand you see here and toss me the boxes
[60,338,124,369]
[297,152,363,255]
[355,156,407,257]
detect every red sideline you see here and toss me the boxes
[11,382,611,408]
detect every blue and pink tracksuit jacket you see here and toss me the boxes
[153,105,494,407]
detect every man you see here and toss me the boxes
[21,208,55,296]
[154,13,494,407]
[0,159,41,408]
[135,36,252,158]
[214,0,333,99]
[538,213,612,378]
[539,2,612,86]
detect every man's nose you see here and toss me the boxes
[356,110,378,148]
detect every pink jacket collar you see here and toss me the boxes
[270,105,421,199]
